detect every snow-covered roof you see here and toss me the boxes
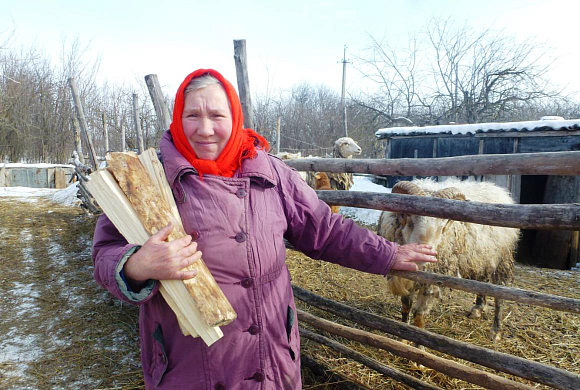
[375,118,580,138]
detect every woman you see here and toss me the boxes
[92,68,436,389]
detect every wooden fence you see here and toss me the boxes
[284,151,580,390]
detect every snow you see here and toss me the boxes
[0,182,81,207]
[375,118,580,138]
[339,175,390,226]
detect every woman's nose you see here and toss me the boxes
[197,117,213,136]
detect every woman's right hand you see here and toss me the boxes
[123,222,202,285]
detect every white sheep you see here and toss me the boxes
[377,178,520,341]
[305,137,362,191]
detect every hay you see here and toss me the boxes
[288,248,580,389]
[1,196,577,389]
[0,197,143,389]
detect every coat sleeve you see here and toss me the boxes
[270,158,397,276]
[92,214,159,304]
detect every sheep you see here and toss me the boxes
[377,178,520,341]
[313,172,340,213]
[306,137,362,191]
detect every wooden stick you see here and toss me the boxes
[292,285,580,390]
[300,328,442,390]
[284,151,580,176]
[387,270,580,314]
[298,309,535,390]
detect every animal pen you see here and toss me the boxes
[66,40,579,389]
[284,151,580,389]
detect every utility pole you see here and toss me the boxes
[340,45,349,137]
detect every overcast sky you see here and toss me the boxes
[2,0,579,99]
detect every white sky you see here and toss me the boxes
[1,0,579,98]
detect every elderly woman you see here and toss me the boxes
[92,68,436,389]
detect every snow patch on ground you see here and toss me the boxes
[339,175,390,227]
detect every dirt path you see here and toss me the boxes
[0,197,142,390]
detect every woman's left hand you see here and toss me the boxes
[390,243,437,272]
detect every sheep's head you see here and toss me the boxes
[392,181,465,249]
[334,137,362,158]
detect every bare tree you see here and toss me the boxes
[354,18,561,127]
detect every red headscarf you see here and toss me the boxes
[169,69,269,177]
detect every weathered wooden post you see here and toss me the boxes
[145,74,172,132]
[102,112,110,153]
[276,117,281,155]
[68,77,98,169]
[233,39,254,129]
[133,94,145,153]
[71,115,84,165]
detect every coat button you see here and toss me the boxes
[241,278,253,288]
[215,383,226,390]
[248,325,259,335]
[236,188,246,198]
[189,230,200,241]
[253,372,265,382]
[235,232,247,243]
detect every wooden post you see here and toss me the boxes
[145,74,172,132]
[68,78,98,170]
[133,94,145,153]
[276,117,281,155]
[102,112,110,153]
[121,123,126,152]
[233,39,254,129]
[71,116,84,165]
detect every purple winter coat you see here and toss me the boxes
[92,131,398,389]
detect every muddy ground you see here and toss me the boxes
[0,195,578,389]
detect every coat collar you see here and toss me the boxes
[159,131,277,188]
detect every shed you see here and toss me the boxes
[0,163,74,189]
[374,117,580,269]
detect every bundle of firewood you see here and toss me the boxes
[86,148,237,346]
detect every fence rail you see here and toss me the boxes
[284,150,580,176]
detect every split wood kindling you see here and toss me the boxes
[86,148,237,346]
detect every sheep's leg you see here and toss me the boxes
[401,295,413,323]
[412,286,440,328]
[488,297,503,342]
[468,295,487,319]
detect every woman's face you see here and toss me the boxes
[182,83,233,161]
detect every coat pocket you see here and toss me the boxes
[149,323,169,387]
[286,306,298,361]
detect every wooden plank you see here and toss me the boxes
[86,170,220,343]
[105,152,237,328]
[284,151,580,176]
[86,164,234,346]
